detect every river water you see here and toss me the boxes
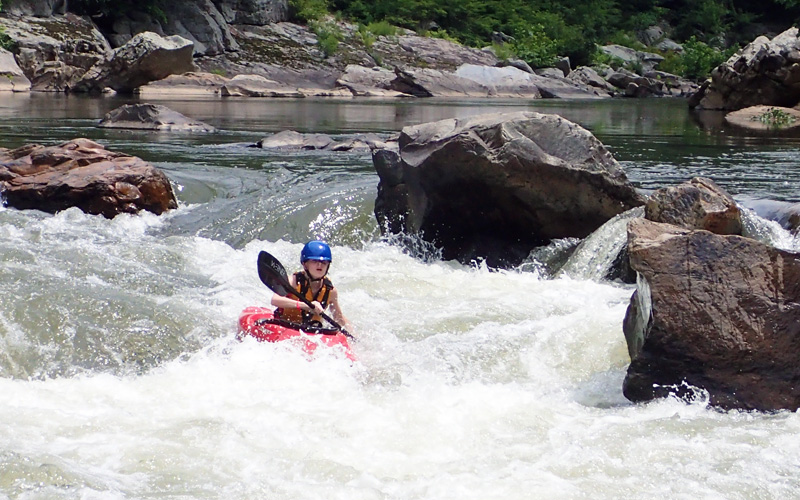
[2,94,800,499]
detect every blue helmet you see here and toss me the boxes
[301,240,332,263]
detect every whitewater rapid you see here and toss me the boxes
[2,206,800,499]
[3,95,800,499]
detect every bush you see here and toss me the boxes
[753,107,797,128]
[289,0,329,23]
[490,42,515,62]
[427,29,461,44]
[681,36,732,80]
[366,20,397,37]
[510,24,558,68]
[311,19,343,57]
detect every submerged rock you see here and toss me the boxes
[724,105,800,131]
[98,103,215,132]
[0,138,178,218]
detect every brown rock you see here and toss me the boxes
[0,138,178,218]
[623,218,800,411]
[645,177,742,234]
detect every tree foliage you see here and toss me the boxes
[330,0,800,68]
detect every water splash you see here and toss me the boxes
[559,207,644,282]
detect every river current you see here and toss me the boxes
[2,94,800,499]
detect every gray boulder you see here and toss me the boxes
[373,111,645,267]
[690,27,800,110]
[599,44,665,73]
[220,74,305,97]
[0,14,111,91]
[136,71,230,97]
[335,65,410,97]
[256,130,390,151]
[456,64,608,98]
[75,32,195,93]
[0,48,31,91]
[568,66,618,93]
[105,0,241,55]
[1,0,67,16]
[213,0,289,25]
[257,130,333,149]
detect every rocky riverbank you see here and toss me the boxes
[0,0,698,99]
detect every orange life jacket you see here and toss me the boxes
[275,272,334,325]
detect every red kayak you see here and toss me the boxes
[237,306,356,361]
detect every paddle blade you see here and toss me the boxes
[257,251,291,296]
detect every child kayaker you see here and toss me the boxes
[271,240,352,332]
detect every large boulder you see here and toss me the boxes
[98,104,216,132]
[622,217,800,411]
[0,48,31,91]
[599,44,665,73]
[75,32,195,93]
[219,74,305,97]
[105,0,241,55]
[0,138,178,218]
[0,14,111,91]
[136,71,230,97]
[373,111,645,267]
[335,65,409,97]
[214,0,289,25]
[690,27,800,111]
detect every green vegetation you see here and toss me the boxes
[0,31,14,52]
[753,107,797,128]
[655,36,736,79]
[289,0,331,23]
[43,0,800,81]
[327,0,800,77]
[310,19,344,57]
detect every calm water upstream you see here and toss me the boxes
[1,93,800,499]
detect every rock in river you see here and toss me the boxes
[0,138,178,218]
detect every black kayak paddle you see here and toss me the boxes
[257,250,352,338]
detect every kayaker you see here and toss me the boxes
[271,241,352,332]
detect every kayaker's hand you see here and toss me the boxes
[310,301,324,315]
